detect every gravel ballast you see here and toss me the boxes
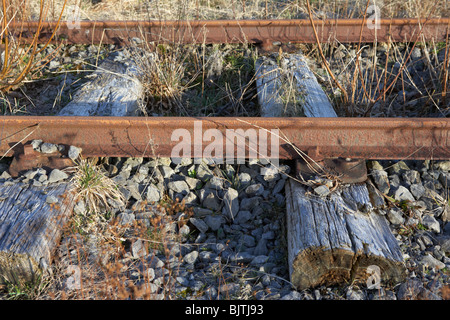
[0,41,449,300]
[0,154,448,300]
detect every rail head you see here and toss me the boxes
[1,116,449,161]
[9,18,450,45]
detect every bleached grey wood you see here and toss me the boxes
[285,180,406,290]
[58,51,144,116]
[0,182,74,284]
[255,53,337,117]
[254,57,283,117]
[284,54,337,118]
[281,51,404,290]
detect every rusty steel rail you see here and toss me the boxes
[1,116,449,161]
[11,18,450,47]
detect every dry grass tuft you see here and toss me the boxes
[131,43,195,116]
[70,158,125,215]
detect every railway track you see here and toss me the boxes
[1,116,449,160]
[1,18,450,300]
[3,17,450,164]
[12,18,450,48]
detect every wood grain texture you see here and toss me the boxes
[0,181,74,284]
[255,57,283,117]
[58,52,143,117]
[256,53,337,118]
[283,52,404,290]
[284,54,337,118]
[286,180,406,290]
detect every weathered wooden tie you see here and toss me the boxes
[255,54,337,118]
[255,57,283,117]
[284,54,337,117]
[0,51,145,285]
[0,181,74,284]
[0,51,147,285]
[58,50,144,117]
[285,181,405,289]
[256,52,406,290]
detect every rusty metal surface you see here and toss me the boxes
[8,143,75,177]
[296,158,368,184]
[0,116,449,161]
[11,18,450,46]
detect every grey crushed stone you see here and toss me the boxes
[0,157,449,300]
